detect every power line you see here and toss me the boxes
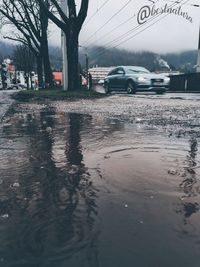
[163,0,200,6]
[114,0,191,48]
[90,0,174,54]
[83,0,111,27]
[86,0,160,47]
[93,0,191,59]
[82,0,133,45]
[98,0,188,50]
[86,14,136,45]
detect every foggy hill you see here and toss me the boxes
[162,51,197,71]
[0,42,197,72]
[0,42,16,61]
[81,46,197,72]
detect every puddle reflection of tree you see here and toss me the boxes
[2,109,100,266]
[177,137,200,223]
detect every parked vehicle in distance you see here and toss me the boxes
[104,66,170,94]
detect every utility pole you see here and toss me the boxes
[61,0,68,90]
[197,23,200,72]
[85,53,89,89]
[79,45,89,88]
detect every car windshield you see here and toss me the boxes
[125,67,150,74]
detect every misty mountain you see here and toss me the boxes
[162,51,197,71]
[80,46,197,72]
[0,41,198,73]
[0,42,16,61]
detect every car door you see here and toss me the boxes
[115,67,126,90]
[109,68,125,90]
[107,68,118,89]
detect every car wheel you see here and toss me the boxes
[104,83,111,94]
[126,81,136,94]
[156,90,164,95]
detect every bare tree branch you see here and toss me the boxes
[0,0,53,87]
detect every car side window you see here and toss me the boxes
[109,68,122,76]
[108,69,118,76]
[116,68,125,74]
[108,68,125,76]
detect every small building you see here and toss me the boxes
[89,67,113,84]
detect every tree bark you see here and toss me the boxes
[36,55,43,88]
[40,4,53,88]
[66,32,80,91]
[41,32,53,88]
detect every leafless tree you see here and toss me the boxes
[37,0,89,91]
[13,45,35,89]
[0,0,53,88]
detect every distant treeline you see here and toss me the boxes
[0,42,16,61]
[0,42,197,73]
[82,46,197,72]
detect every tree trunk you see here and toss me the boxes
[30,72,33,90]
[66,33,80,91]
[36,56,43,88]
[25,72,29,90]
[41,14,53,88]
[41,36,53,88]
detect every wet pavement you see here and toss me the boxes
[0,90,15,121]
[1,91,200,266]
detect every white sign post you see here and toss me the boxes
[197,25,200,72]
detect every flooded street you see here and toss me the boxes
[1,91,200,266]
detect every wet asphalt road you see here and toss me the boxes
[0,90,200,267]
[0,90,15,121]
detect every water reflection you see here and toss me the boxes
[180,137,199,196]
[1,104,200,266]
[0,109,99,266]
[65,114,83,165]
[177,137,200,223]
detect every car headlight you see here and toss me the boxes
[164,77,170,83]
[137,77,147,82]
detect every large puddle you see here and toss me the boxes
[0,103,200,267]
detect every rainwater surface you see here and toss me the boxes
[0,93,200,267]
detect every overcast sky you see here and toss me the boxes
[50,0,200,53]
